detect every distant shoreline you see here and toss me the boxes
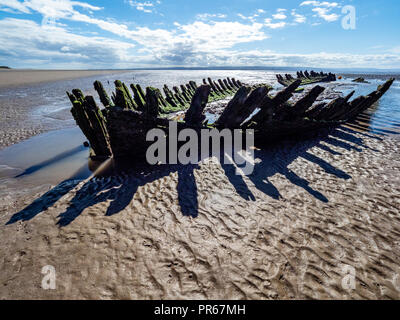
[0,69,131,88]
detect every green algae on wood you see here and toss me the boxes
[66,74,394,160]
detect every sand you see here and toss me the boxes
[0,74,399,299]
[0,69,131,88]
[0,119,400,299]
[0,70,131,150]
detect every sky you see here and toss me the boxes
[0,0,399,69]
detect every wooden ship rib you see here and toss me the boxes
[276,70,337,87]
[66,73,395,161]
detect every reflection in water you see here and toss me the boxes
[15,145,86,178]
[0,127,92,190]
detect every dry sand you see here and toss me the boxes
[0,118,400,299]
[0,69,130,88]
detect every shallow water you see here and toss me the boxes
[0,128,92,191]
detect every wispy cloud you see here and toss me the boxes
[300,0,340,22]
[291,10,306,23]
[300,1,339,8]
[264,18,286,29]
[272,13,287,20]
[0,0,31,13]
[312,7,339,21]
[126,0,161,13]
[197,13,227,20]
[0,17,135,68]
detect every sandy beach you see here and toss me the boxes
[0,70,399,300]
[0,69,131,89]
[0,122,400,299]
[0,70,131,150]
[1,0,400,304]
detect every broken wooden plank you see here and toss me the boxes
[94,80,114,107]
[184,85,211,126]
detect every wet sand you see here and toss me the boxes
[0,69,131,88]
[0,119,400,299]
[0,74,399,299]
[0,70,131,150]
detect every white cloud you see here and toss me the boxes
[291,10,306,23]
[312,7,339,22]
[300,1,339,8]
[300,1,340,22]
[127,1,156,13]
[0,0,269,66]
[0,18,135,68]
[264,18,286,29]
[272,13,287,20]
[176,21,267,50]
[0,0,102,22]
[0,0,31,13]
[224,50,400,69]
[197,13,227,20]
[237,12,260,23]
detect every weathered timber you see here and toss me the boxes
[305,102,327,119]
[184,85,211,126]
[94,81,114,107]
[314,91,355,120]
[130,84,146,111]
[215,87,252,127]
[352,77,369,83]
[245,79,301,126]
[289,85,325,118]
[114,80,136,110]
[227,78,235,89]
[277,70,336,87]
[216,86,271,128]
[329,79,394,121]
[68,91,111,158]
[67,75,394,160]
[214,81,224,93]
[207,78,217,92]
[143,87,161,118]
[180,85,191,102]
[231,78,240,88]
[218,79,228,91]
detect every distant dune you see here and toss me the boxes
[0,66,10,69]
[0,69,130,88]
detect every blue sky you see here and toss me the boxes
[0,0,399,69]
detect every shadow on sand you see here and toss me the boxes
[7,112,400,227]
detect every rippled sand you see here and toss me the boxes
[1,120,400,299]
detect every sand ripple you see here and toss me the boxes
[1,121,400,300]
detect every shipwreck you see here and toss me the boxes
[276,70,337,87]
[66,71,395,163]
